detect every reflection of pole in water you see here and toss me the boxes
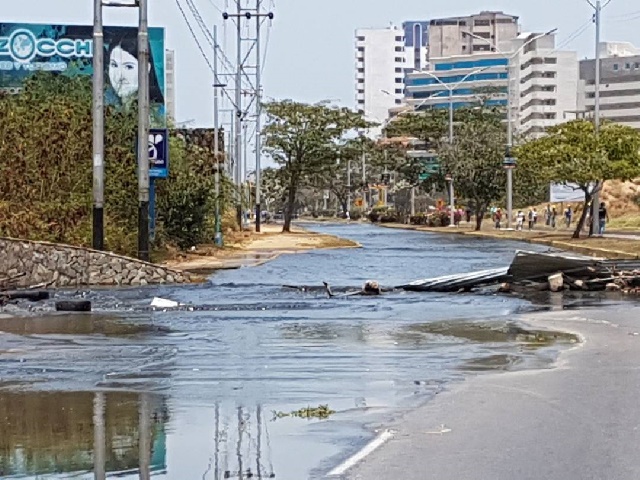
[214,403,220,480]
[256,405,262,479]
[93,392,106,480]
[237,406,243,479]
[139,393,151,480]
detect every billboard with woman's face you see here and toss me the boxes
[0,23,166,127]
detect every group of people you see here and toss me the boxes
[493,202,610,234]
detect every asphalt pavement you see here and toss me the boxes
[345,305,640,480]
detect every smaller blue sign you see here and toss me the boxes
[149,128,169,178]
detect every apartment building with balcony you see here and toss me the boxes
[354,26,406,124]
[512,32,579,137]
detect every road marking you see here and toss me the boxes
[326,429,394,477]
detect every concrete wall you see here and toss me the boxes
[0,238,191,288]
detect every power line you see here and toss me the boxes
[174,0,239,108]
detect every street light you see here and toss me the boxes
[444,173,455,227]
[410,66,495,143]
[465,28,557,229]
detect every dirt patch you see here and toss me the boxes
[163,224,360,273]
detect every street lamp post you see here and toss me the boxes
[444,173,455,227]
[465,29,557,229]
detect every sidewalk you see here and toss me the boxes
[377,222,640,259]
[347,305,640,480]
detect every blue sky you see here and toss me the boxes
[3,0,640,127]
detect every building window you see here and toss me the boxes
[395,77,403,83]
[395,57,404,62]
[544,58,557,64]
[475,31,492,38]
[473,44,491,52]
[357,89,364,94]
[395,67,403,73]
[357,47,364,52]
[356,36,365,41]
[613,64,619,71]
[357,79,364,83]
[635,63,640,69]
[358,68,364,73]
[395,99,403,104]
[395,46,404,52]
[625,63,631,69]
[357,99,364,105]
[395,36,403,41]
[474,19,491,26]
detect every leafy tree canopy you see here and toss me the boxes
[262,100,371,231]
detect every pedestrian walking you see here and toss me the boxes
[598,202,609,235]
[528,209,535,230]
[516,210,525,231]
[565,206,573,228]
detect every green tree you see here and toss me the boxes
[437,108,508,230]
[516,119,640,238]
[262,100,370,231]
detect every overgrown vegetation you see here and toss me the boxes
[0,73,232,256]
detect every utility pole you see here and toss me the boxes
[590,0,602,236]
[92,0,104,251]
[255,0,263,232]
[137,0,150,261]
[223,2,273,232]
[213,25,225,247]
[361,139,367,210]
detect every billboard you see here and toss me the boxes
[0,23,166,127]
[549,183,588,203]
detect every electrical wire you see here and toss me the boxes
[555,18,593,51]
[174,0,239,108]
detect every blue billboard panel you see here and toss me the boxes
[0,23,166,127]
[149,128,169,178]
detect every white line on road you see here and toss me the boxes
[326,429,395,477]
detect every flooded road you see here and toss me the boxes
[0,224,584,479]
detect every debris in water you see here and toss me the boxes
[272,404,335,420]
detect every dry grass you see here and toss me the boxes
[608,213,640,230]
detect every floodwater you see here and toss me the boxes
[0,224,592,479]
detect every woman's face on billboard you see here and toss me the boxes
[109,46,138,98]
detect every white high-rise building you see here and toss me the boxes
[165,49,176,124]
[511,32,579,138]
[355,26,406,125]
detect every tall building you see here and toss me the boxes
[428,11,519,58]
[404,54,509,111]
[402,20,429,72]
[404,31,578,139]
[580,42,640,129]
[355,26,406,124]
[165,49,176,124]
[512,32,579,137]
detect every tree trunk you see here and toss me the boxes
[573,194,592,239]
[283,174,299,233]
[476,202,487,232]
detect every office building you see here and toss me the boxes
[580,42,640,129]
[165,49,176,124]
[428,11,519,58]
[404,31,579,138]
[355,26,406,124]
[402,20,429,72]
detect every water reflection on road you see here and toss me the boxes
[0,224,588,479]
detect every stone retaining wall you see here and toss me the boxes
[0,238,191,288]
